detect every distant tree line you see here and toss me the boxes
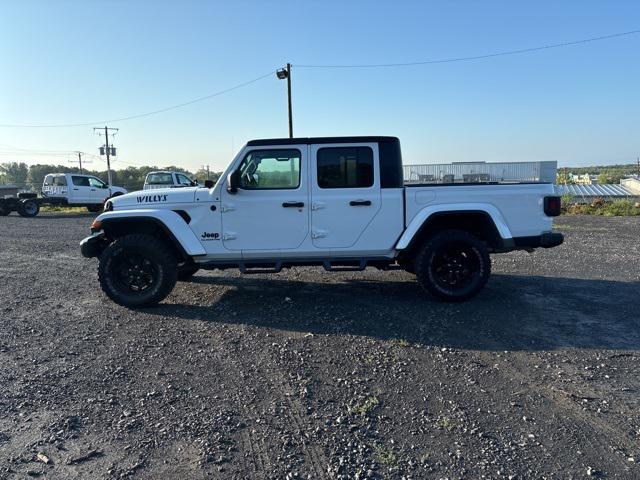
[556,163,639,185]
[0,162,222,192]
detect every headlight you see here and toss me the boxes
[90,219,103,232]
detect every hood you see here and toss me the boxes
[110,187,198,209]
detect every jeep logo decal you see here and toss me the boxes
[201,232,220,240]
[137,194,168,203]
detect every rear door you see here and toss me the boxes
[220,146,309,252]
[310,143,381,248]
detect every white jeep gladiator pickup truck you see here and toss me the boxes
[80,136,563,308]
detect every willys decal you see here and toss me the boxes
[136,194,168,203]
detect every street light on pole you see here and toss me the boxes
[276,63,293,138]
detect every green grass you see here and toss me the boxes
[563,199,640,216]
[351,395,380,416]
[373,445,398,467]
[40,205,92,214]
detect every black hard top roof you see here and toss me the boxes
[246,136,399,146]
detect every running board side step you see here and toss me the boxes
[239,261,283,274]
[322,260,366,272]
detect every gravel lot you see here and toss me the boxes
[1,214,639,479]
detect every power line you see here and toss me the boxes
[295,28,640,68]
[0,70,275,128]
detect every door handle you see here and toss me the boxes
[73,188,79,190]
[349,200,372,206]
[282,201,304,208]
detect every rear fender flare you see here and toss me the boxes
[395,203,512,250]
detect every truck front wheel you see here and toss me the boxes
[98,234,178,308]
[415,229,490,302]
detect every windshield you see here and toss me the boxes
[146,173,174,185]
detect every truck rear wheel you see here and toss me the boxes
[98,234,178,308]
[415,229,490,302]
[0,204,10,216]
[17,199,40,217]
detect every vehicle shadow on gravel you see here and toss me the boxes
[155,273,640,352]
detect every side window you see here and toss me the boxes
[72,176,90,187]
[238,149,301,190]
[176,174,193,186]
[89,177,106,188]
[317,147,374,189]
[46,175,67,186]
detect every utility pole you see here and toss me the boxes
[94,126,118,188]
[276,63,293,138]
[69,151,90,173]
[202,165,210,180]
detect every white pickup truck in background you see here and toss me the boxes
[81,136,563,308]
[42,173,128,212]
[143,171,198,190]
[1,173,128,217]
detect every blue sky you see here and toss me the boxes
[0,0,638,172]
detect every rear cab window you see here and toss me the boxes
[146,173,174,185]
[44,175,67,186]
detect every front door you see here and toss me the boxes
[220,146,309,252]
[70,175,93,203]
[310,144,381,248]
[88,176,109,203]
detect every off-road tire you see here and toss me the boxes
[415,229,490,302]
[98,234,178,308]
[177,264,200,281]
[17,199,40,217]
[0,205,10,216]
[87,205,103,213]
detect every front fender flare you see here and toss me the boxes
[395,203,513,250]
[96,209,206,256]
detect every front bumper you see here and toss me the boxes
[80,232,109,258]
[513,232,564,250]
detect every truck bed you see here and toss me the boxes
[404,182,556,239]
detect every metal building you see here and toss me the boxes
[554,183,640,203]
[403,161,557,184]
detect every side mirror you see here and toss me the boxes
[204,179,214,189]
[226,170,240,194]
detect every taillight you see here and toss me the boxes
[544,196,561,217]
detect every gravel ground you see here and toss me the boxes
[1,214,639,479]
